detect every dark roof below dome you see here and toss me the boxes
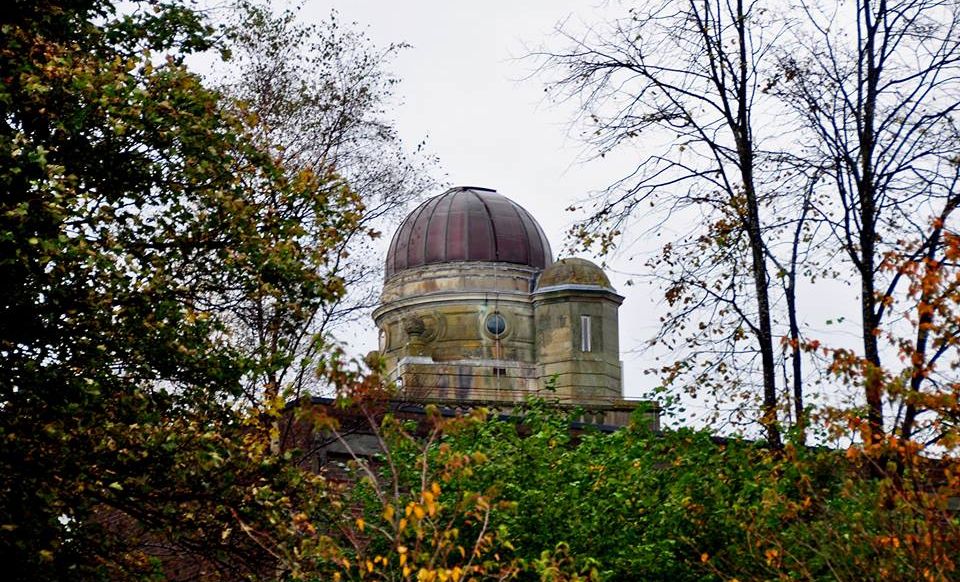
[386,187,553,278]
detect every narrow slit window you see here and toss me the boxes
[580,315,592,352]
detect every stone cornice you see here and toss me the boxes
[373,290,534,322]
[532,284,625,304]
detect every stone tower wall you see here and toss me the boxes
[533,286,623,404]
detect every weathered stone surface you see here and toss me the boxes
[537,257,612,289]
[373,187,656,428]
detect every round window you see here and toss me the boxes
[485,313,507,337]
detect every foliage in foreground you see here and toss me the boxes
[298,396,960,582]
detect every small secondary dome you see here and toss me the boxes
[385,187,553,278]
[536,257,612,290]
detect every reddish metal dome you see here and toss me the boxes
[385,187,553,278]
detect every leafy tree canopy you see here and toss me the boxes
[0,0,358,577]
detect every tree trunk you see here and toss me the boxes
[858,0,884,444]
[743,167,782,449]
[734,0,781,449]
[787,203,807,444]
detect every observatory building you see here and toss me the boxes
[372,186,652,426]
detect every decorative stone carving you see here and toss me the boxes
[402,315,427,357]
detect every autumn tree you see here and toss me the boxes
[0,0,359,577]
[305,393,519,581]
[775,0,960,444]
[539,0,798,446]
[541,0,960,450]
[217,3,434,406]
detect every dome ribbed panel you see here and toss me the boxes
[485,194,526,264]
[405,194,442,269]
[445,192,469,262]
[466,191,494,261]
[520,206,551,268]
[424,194,453,263]
[384,187,553,278]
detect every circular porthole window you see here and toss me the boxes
[485,313,507,338]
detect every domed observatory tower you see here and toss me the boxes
[373,186,655,427]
